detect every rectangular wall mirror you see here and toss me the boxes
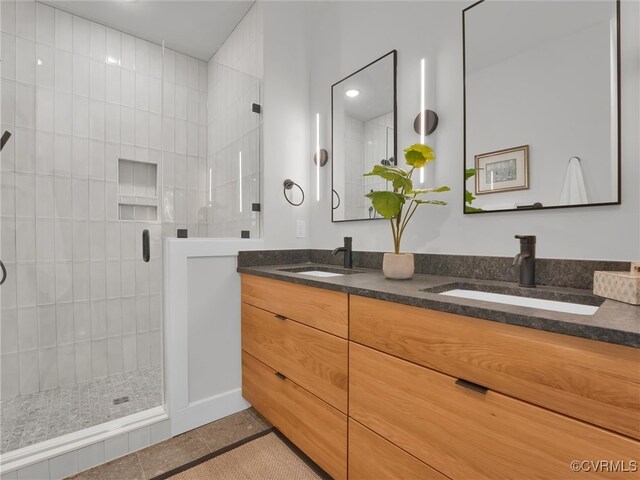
[463,0,620,214]
[332,50,397,222]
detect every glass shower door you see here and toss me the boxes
[0,1,164,455]
[205,63,261,239]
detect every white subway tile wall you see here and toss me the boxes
[344,111,394,219]
[205,3,262,239]
[0,0,212,416]
[161,42,208,238]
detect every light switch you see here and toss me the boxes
[296,220,306,238]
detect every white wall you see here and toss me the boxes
[260,2,311,249]
[302,0,639,261]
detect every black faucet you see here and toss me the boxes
[332,237,353,269]
[514,235,536,287]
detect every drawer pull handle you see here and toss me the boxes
[275,372,287,381]
[455,378,488,394]
[274,314,287,321]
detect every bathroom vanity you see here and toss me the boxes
[239,262,639,480]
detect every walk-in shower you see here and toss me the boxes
[0,0,262,471]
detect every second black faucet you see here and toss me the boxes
[332,237,353,269]
[514,235,536,287]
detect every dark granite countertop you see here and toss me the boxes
[237,263,640,348]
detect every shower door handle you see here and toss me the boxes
[142,230,150,263]
[0,260,6,285]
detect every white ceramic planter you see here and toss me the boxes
[382,253,415,280]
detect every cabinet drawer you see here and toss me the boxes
[350,343,639,480]
[242,351,347,480]
[349,418,449,480]
[350,295,640,439]
[241,274,348,338]
[242,302,348,412]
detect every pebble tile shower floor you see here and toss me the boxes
[0,367,162,454]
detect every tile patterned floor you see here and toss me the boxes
[0,367,162,454]
[69,408,272,480]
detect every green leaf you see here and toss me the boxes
[364,165,412,191]
[465,205,484,213]
[413,199,447,206]
[465,190,476,204]
[408,185,450,196]
[393,176,412,191]
[465,168,477,181]
[404,144,435,168]
[365,191,405,219]
[363,164,408,179]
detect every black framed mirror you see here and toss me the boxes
[463,0,621,214]
[331,50,397,222]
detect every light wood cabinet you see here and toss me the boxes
[241,274,348,338]
[242,352,347,480]
[348,419,450,480]
[240,274,348,480]
[350,342,639,480]
[242,302,348,412]
[351,294,640,440]
[241,275,639,479]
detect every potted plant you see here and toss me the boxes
[364,144,449,279]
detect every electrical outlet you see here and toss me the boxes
[296,220,306,238]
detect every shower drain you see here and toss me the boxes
[113,396,130,405]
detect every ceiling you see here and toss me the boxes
[338,54,395,122]
[43,0,254,61]
[465,1,615,73]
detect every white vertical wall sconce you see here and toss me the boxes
[313,113,328,202]
[239,151,243,213]
[415,58,439,184]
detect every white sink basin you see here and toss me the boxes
[297,270,345,277]
[439,289,599,316]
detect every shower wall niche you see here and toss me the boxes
[118,158,158,221]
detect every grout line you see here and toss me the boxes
[134,450,149,480]
[193,423,213,453]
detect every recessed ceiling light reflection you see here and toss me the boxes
[345,89,360,98]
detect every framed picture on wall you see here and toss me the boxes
[475,145,529,195]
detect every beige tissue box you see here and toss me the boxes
[593,262,640,305]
